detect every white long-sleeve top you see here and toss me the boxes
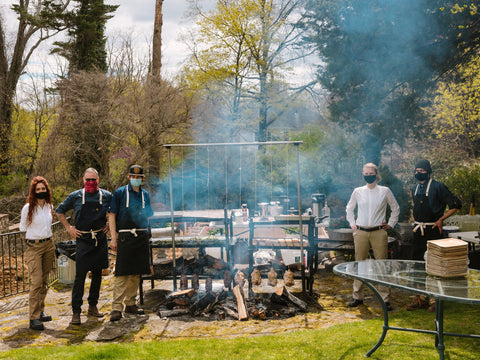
[346,184,400,228]
[19,203,54,240]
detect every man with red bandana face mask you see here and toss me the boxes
[56,168,112,325]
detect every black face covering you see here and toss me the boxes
[364,175,377,184]
[415,172,429,181]
[35,191,48,199]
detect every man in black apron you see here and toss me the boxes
[408,159,461,310]
[108,165,153,322]
[56,168,112,325]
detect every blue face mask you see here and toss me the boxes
[130,179,142,187]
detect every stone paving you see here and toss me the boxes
[0,270,415,352]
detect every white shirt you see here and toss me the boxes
[346,184,400,228]
[19,203,54,240]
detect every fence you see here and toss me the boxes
[0,220,69,299]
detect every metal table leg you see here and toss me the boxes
[434,299,445,360]
[362,281,390,357]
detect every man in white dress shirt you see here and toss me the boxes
[346,163,400,311]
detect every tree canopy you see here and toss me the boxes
[302,0,480,164]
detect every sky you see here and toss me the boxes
[0,0,213,92]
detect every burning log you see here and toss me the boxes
[158,308,190,318]
[164,288,197,309]
[204,254,228,270]
[271,286,307,312]
[233,285,249,320]
[189,291,216,316]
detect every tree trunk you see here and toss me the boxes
[152,0,164,78]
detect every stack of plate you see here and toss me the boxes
[426,238,468,277]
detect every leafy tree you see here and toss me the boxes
[426,56,480,157]
[0,0,71,175]
[302,0,480,164]
[182,0,316,142]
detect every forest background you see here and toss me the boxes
[1,0,480,225]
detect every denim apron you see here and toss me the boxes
[74,189,109,273]
[115,188,150,276]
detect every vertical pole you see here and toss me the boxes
[295,143,305,294]
[167,146,177,290]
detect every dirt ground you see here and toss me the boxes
[0,267,417,352]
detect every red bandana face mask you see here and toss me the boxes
[85,180,99,194]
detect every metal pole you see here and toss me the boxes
[167,146,177,290]
[295,143,305,294]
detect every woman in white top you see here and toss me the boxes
[19,176,55,331]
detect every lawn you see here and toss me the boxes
[0,302,479,360]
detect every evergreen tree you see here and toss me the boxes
[53,0,118,73]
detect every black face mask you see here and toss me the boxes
[35,191,48,199]
[415,172,429,181]
[364,175,377,184]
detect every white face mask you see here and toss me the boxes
[130,179,142,187]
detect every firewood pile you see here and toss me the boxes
[156,270,309,321]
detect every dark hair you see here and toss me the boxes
[26,176,53,225]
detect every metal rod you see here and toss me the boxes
[295,143,305,294]
[163,141,303,148]
[167,147,177,290]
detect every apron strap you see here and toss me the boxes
[414,178,432,197]
[413,221,436,236]
[126,187,145,209]
[82,189,103,205]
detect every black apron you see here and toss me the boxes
[115,188,151,276]
[413,180,437,223]
[412,180,442,260]
[75,189,109,273]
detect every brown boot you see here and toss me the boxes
[71,313,81,325]
[124,305,145,315]
[406,295,430,311]
[87,305,104,318]
[110,310,122,322]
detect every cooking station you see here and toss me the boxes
[137,141,353,302]
[140,198,353,303]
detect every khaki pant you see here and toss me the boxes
[352,229,391,302]
[112,275,140,312]
[25,240,55,320]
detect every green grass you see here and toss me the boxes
[1,303,479,359]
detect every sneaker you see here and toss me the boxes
[110,310,122,322]
[406,295,429,311]
[348,299,363,307]
[29,319,45,331]
[125,305,145,315]
[87,305,104,318]
[40,311,52,322]
[71,313,81,325]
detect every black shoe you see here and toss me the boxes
[40,312,52,322]
[29,319,45,331]
[348,299,363,307]
[385,302,393,311]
